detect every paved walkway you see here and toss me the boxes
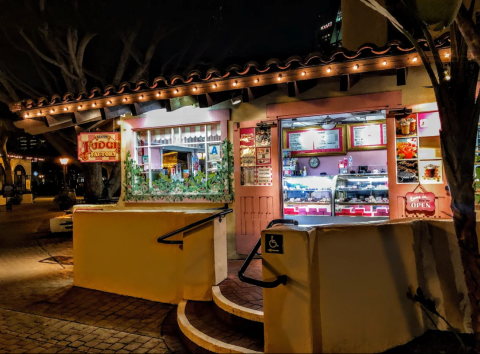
[0,199,184,353]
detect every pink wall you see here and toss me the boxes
[297,150,388,176]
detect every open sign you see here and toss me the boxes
[405,192,435,212]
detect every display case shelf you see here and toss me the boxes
[336,188,388,192]
[285,201,332,205]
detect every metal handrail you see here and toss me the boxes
[157,208,233,245]
[238,219,299,288]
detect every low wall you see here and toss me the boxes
[262,219,472,353]
[74,209,227,304]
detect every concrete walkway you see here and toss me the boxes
[0,199,184,353]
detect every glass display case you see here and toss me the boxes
[334,174,389,218]
[283,176,335,223]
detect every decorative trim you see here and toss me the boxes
[212,286,264,323]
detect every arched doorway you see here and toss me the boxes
[0,164,5,190]
[14,165,26,191]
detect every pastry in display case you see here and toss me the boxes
[334,174,389,217]
[283,176,334,216]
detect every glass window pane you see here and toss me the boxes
[136,131,148,146]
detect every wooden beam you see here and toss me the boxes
[287,79,317,97]
[243,84,278,102]
[340,74,360,92]
[396,68,407,86]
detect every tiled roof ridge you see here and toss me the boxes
[14,33,450,110]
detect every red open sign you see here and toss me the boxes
[405,192,436,212]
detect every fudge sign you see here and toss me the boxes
[78,132,121,163]
[405,192,435,212]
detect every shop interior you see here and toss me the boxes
[281,111,389,225]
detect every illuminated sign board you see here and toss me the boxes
[77,132,121,163]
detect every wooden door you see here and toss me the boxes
[234,120,281,255]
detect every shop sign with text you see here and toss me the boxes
[78,132,121,163]
[405,192,436,212]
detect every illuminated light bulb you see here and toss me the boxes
[78,105,82,110]
[212,83,217,88]
[233,81,237,86]
[174,89,179,94]
[50,109,54,113]
[92,103,97,107]
[277,74,283,81]
[254,78,259,83]
[327,67,331,73]
[37,112,41,116]
[24,114,28,118]
[445,52,450,58]
[445,71,451,80]
[156,92,160,97]
[354,64,359,70]
[302,71,306,76]
[123,98,127,102]
[139,95,144,99]
[193,87,197,92]
[412,57,418,62]
[63,107,68,111]
[382,60,387,66]
[107,100,112,105]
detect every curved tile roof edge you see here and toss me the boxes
[19,33,450,109]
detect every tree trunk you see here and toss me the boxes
[0,134,13,185]
[83,163,102,203]
[102,162,121,199]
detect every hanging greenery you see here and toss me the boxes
[123,138,234,203]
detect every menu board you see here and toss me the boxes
[283,126,346,156]
[347,122,387,151]
[240,126,274,186]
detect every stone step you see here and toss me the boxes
[177,300,264,354]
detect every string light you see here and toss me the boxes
[327,67,331,73]
[78,105,82,110]
[107,100,112,105]
[92,103,97,107]
[254,78,259,83]
[302,71,306,76]
[24,113,29,118]
[277,74,283,81]
[140,95,144,99]
[37,112,41,116]
[445,71,451,80]
[193,87,197,92]
[123,98,127,102]
[213,83,217,88]
[233,81,237,86]
[445,52,450,58]
[50,109,54,113]
[412,57,418,62]
[174,89,179,94]
[63,107,68,111]
[354,64,359,70]
[382,60,387,66]
[156,93,160,97]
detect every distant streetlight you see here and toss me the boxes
[60,158,69,188]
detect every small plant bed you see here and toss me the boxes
[383,330,474,354]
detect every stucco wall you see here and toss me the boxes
[262,219,472,353]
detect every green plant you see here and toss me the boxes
[123,138,234,203]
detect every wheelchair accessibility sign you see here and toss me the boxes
[265,234,283,254]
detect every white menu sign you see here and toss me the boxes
[314,130,340,150]
[288,133,304,151]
